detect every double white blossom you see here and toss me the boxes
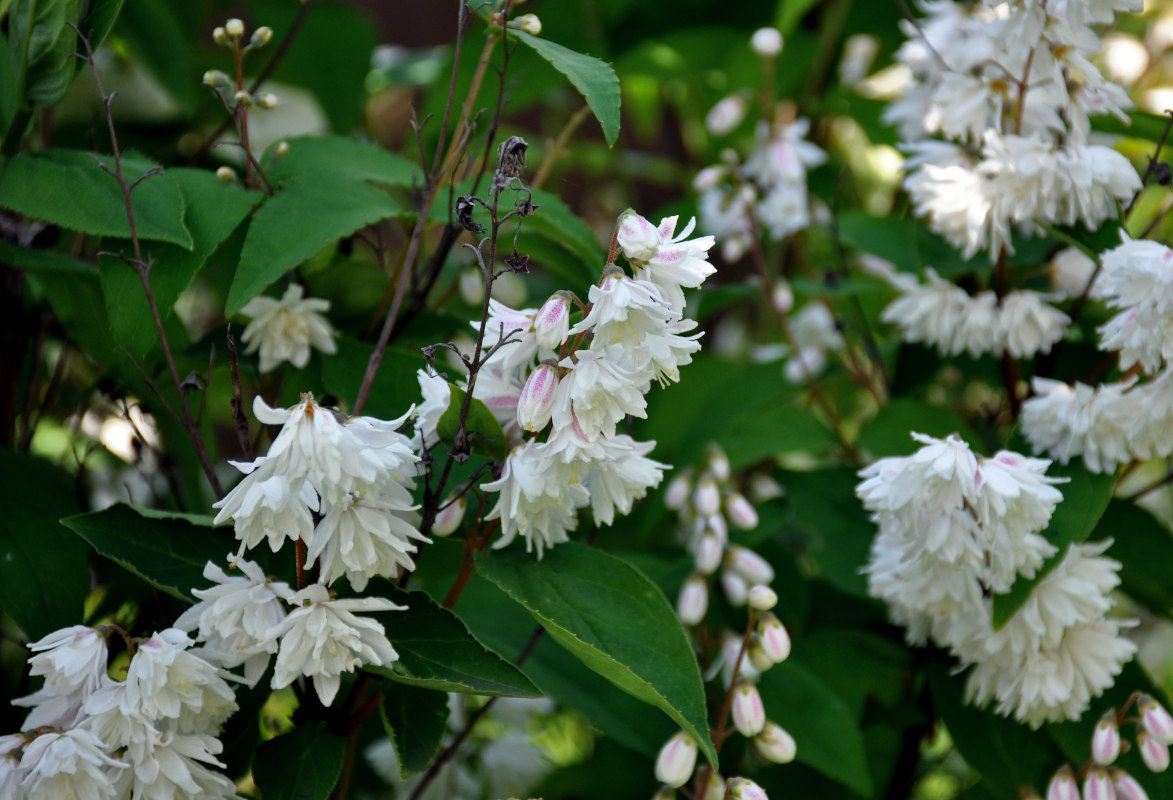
[239,283,337,373]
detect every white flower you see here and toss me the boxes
[698,184,755,263]
[174,558,291,687]
[1021,378,1135,474]
[16,728,125,800]
[742,119,827,189]
[240,284,337,373]
[411,369,452,451]
[1097,236,1173,374]
[1051,247,1100,298]
[12,626,108,730]
[580,434,667,526]
[618,212,717,314]
[271,584,404,706]
[880,269,1000,357]
[551,348,647,441]
[480,300,541,373]
[570,274,673,346]
[127,731,237,800]
[118,629,238,734]
[470,362,526,431]
[213,456,317,557]
[482,441,590,558]
[997,291,1069,358]
[706,95,747,136]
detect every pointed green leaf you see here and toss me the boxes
[266,135,420,187]
[513,31,621,146]
[9,0,80,108]
[379,682,450,779]
[437,383,508,461]
[476,542,716,766]
[253,722,346,800]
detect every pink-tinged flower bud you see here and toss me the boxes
[722,569,749,606]
[432,494,466,537]
[617,209,660,263]
[694,166,724,192]
[1047,766,1080,800]
[706,444,731,482]
[721,633,758,684]
[727,546,775,584]
[665,472,692,511]
[695,532,724,575]
[654,732,697,788]
[750,27,784,57]
[729,777,769,800]
[703,770,726,800]
[757,613,791,663]
[747,584,777,612]
[1139,696,1173,746]
[1082,768,1115,800]
[725,492,759,530]
[705,512,728,543]
[1110,770,1150,800]
[694,477,720,516]
[1092,712,1121,765]
[772,280,794,314]
[517,365,559,431]
[1138,726,1170,772]
[747,638,774,673]
[732,682,766,737]
[677,575,709,626]
[535,293,570,350]
[755,721,796,764]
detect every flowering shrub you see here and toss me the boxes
[7,1,1173,799]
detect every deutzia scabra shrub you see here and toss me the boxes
[9,1,1173,799]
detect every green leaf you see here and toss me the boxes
[253,722,346,800]
[0,240,97,275]
[0,449,85,640]
[76,0,125,59]
[757,660,874,796]
[476,542,716,766]
[318,337,422,420]
[782,467,874,597]
[9,0,81,108]
[859,399,983,457]
[520,188,603,285]
[991,464,1116,629]
[0,149,193,247]
[719,401,836,469]
[437,383,508,461]
[364,582,540,698]
[834,210,984,280]
[100,168,261,361]
[112,0,192,109]
[266,135,420,187]
[227,174,399,316]
[1091,501,1173,618]
[513,31,621,147]
[61,503,241,601]
[379,683,450,779]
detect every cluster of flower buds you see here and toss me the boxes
[203,19,278,113]
[1040,694,1173,800]
[212,18,272,51]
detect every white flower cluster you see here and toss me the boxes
[469,210,715,557]
[888,0,1141,260]
[2,626,239,800]
[858,432,1135,727]
[239,284,337,374]
[1023,236,1173,473]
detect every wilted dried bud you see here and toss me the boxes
[1082,768,1113,800]
[725,492,758,530]
[215,166,237,183]
[1046,766,1080,800]
[492,136,528,194]
[728,777,769,800]
[251,26,273,47]
[755,721,796,764]
[1110,769,1150,800]
[256,92,278,109]
[654,732,697,788]
[721,569,749,606]
[1138,726,1170,772]
[726,545,774,584]
[515,13,542,35]
[432,494,466,537]
[234,90,252,107]
[202,70,232,89]
[212,27,228,45]
[534,293,570,350]
[732,682,766,737]
[1092,712,1121,765]
[757,612,791,663]
[694,477,720,516]
[750,27,784,57]
[1139,695,1173,745]
[695,531,724,575]
[225,18,245,38]
[517,364,559,432]
[677,574,709,626]
[747,584,777,612]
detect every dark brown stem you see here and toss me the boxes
[295,539,307,591]
[226,326,254,460]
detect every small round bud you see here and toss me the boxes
[517,364,559,432]
[233,90,252,107]
[1092,712,1121,766]
[706,444,731,482]
[202,70,232,89]
[731,682,766,737]
[695,531,724,575]
[747,639,774,673]
[750,27,784,57]
[726,545,775,585]
[706,95,747,136]
[1046,766,1080,800]
[725,492,758,530]
[772,280,794,314]
[1110,769,1150,800]
[459,268,484,306]
[747,584,778,612]
[515,13,542,35]
[755,721,796,764]
[693,166,724,192]
[251,26,273,47]
[654,732,697,788]
[432,494,466,537]
[703,771,726,800]
[694,477,720,516]
[728,777,770,800]
[215,166,237,183]
[1138,726,1170,772]
[256,92,278,109]
[677,574,709,626]
[225,18,245,38]
[749,472,784,502]
[534,293,569,350]
[212,27,228,45]
[1139,695,1173,745]
[1082,768,1113,800]
[274,141,290,159]
[664,472,692,511]
[721,569,749,607]
[757,612,791,663]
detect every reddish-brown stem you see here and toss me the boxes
[691,611,758,800]
[231,42,255,186]
[295,539,307,591]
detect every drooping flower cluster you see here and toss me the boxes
[858,432,1135,726]
[472,209,715,557]
[239,283,338,373]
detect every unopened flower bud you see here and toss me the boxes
[725,492,758,530]
[728,777,769,800]
[1138,726,1170,772]
[757,612,791,663]
[665,472,691,511]
[215,166,237,183]
[747,584,777,611]
[202,70,232,89]
[1110,770,1149,800]
[722,569,749,606]
[256,92,278,109]
[654,732,697,788]
[212,27,228,45]
[1082,768,1114,800]
[721,633,758,684]
[755,721,796,764]
[695,532,724,574]
[517,364,559,432]
[432,494,466,537]
[749,472,783,501]
[772,280,794,314]
[706,95,747,136]
[1047,766,1080,800]
[225,18,245,38]
[694,166,724,192]
[727,545,774,585]
[515,13,542,35]
[694,477,720,516]
[706,444,731,482]
[1092,712,1121,765]
[535,293,569,350]
[751,27,784,57]
[274,141,290,159]
[705,512,728,543]
[251,26,273,47]
[703,771,726,800]
[677,574,709,626]
[747,638,774,673]
[459,268,484,306]
[1139,696,1173,745]
[732,682,766,737]
[234,90,252,107]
